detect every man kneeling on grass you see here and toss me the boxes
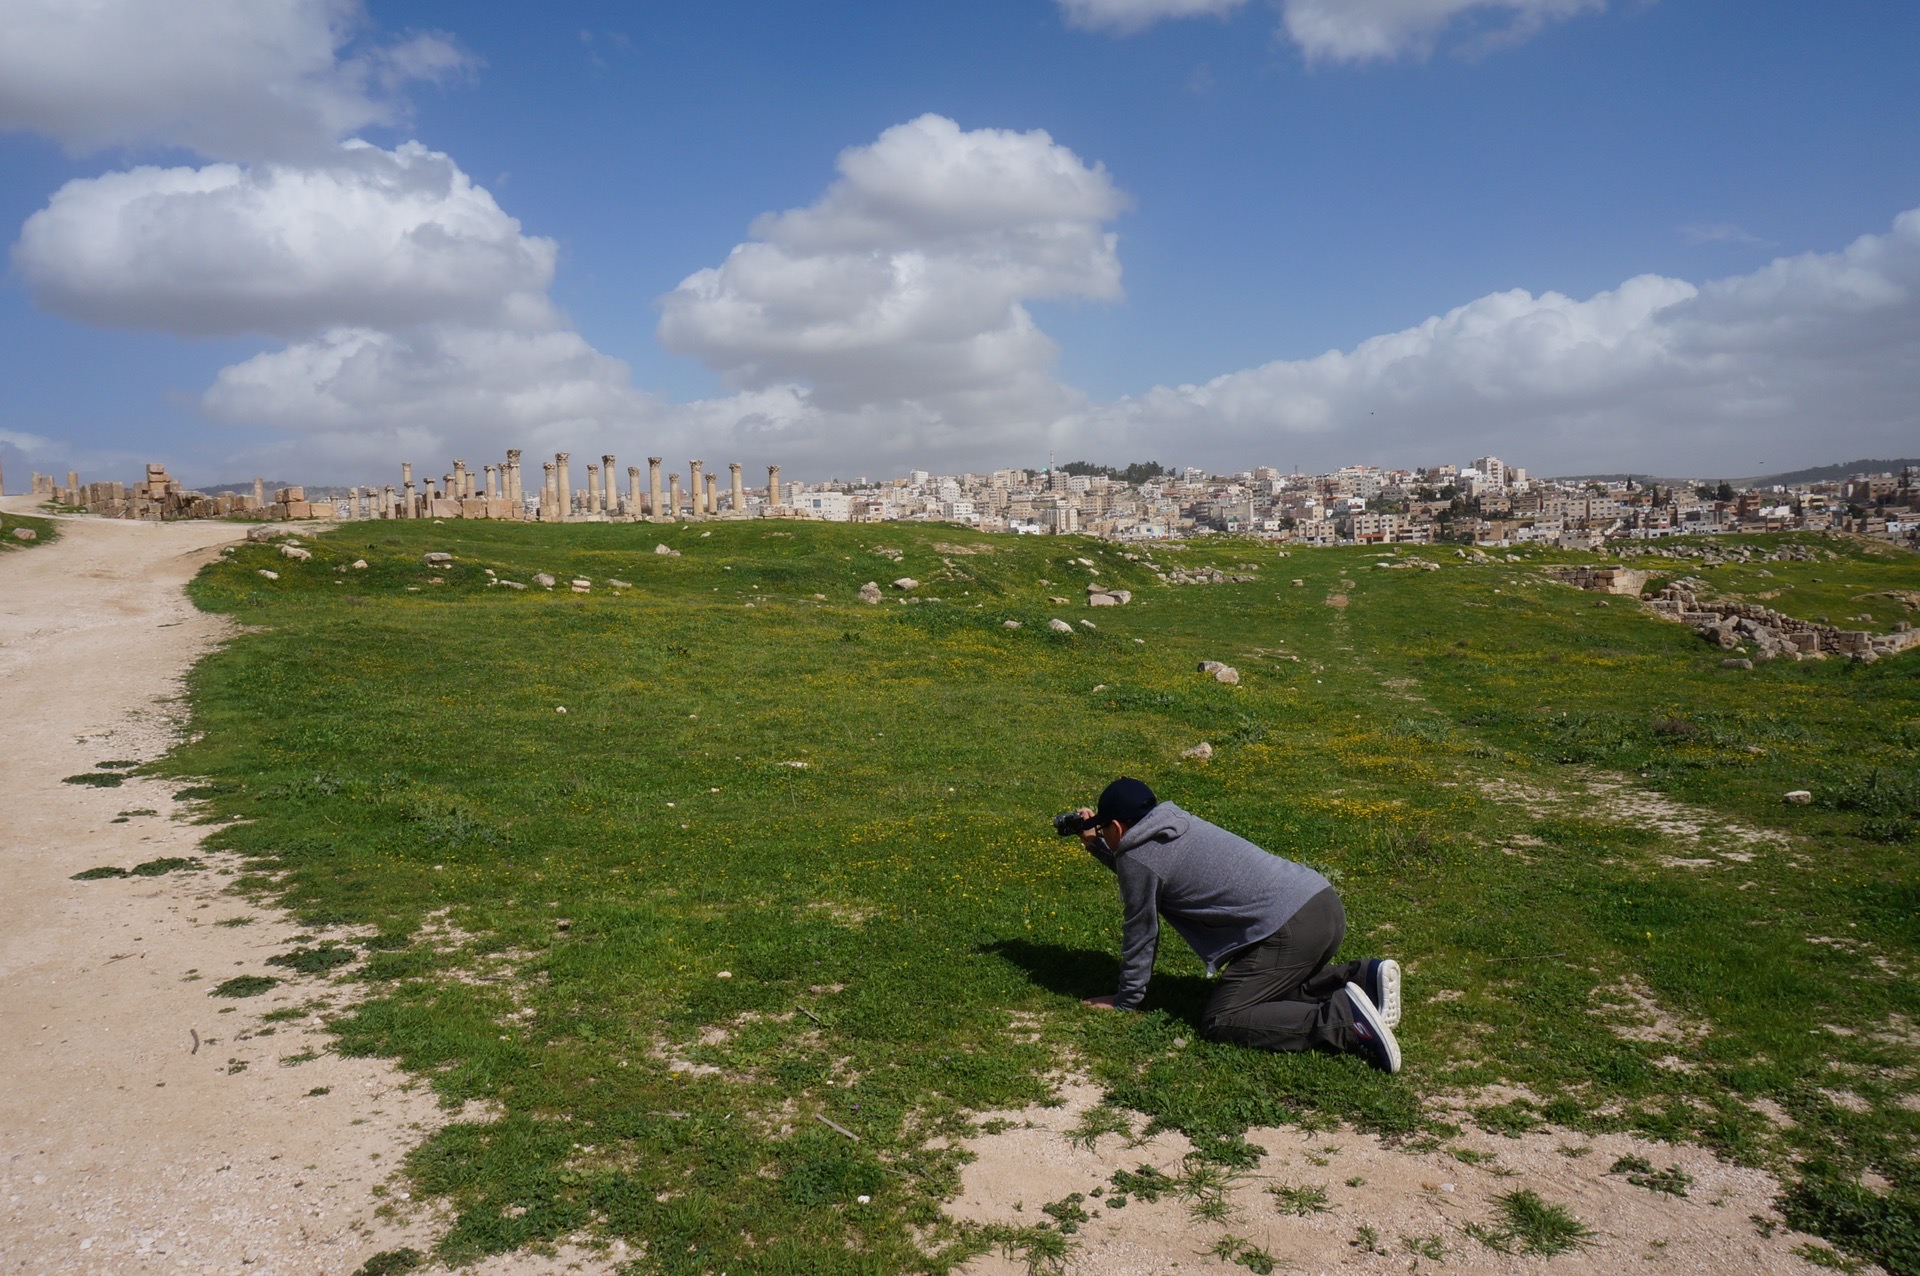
[1069,777,1403,1073]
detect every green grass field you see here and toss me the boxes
[0,509,57,548]
[165,522,1920,1274]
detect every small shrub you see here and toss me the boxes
[1109,1164,1177,1203]
[1609,1154,1693,1197]
[71,865,130,880]
[266,945,357,974]
[353,1250,424,1276]
[211,975,280,998]
[63,772,124,787]
[130,857,200,876]
[1206,1235,1277,1273]
[1467,1188,1594,1256]
[1066,1104,1132,1150]
[1040,1193,1089,1234]
[1269,1182,1330,1216]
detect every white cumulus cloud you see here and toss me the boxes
[657,114,1127,415]
[1060,0,1603,60]
[1059,0,1247,35]
[200,325,660,471]
[1062,208,1920,475]
[14,141,557,338]
[0,0,469,161]
[1281,0,1602,63]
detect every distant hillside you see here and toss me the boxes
[1735,458,1920,486]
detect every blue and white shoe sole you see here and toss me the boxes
[1372,959,1402,1030]
[1346,982,1402,1074]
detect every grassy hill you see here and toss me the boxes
[165,522,1920,1274]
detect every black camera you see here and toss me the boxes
[1053,810,1094,837]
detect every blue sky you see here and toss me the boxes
[3,0,1918,484]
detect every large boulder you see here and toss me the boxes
[11,527,37,542]
[858,581,883,604]
[1198,660,1240,685]
[280,544,312,560]
[892,577,919,591]
[533,572,557,589]
[422,551,453,565]
[1088,593,1119,607]
[1048,618,1073,633]
[654,544,681,556]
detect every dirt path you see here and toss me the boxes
[0,504,464,1276]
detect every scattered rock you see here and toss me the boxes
[892,577,919,590]
[533,572,556,589]
[1784,790,1813,805]
[1182,742,1214,761]
[1088,593,1118,607]
[1079,619,1095,629]
[1721,657,1753,670]
[257,569,279,580]
[1048,618,1073,633]
[608,578,632,589]
[422,552,453,565]
[1291,578,1303,587]
[351,559,368,569]
[280,545,311,560]
[1003,620,1021,629]
[654,544,681,556]
[570,578,591,592]
[858,581,883,604]
[11,527,37,542]
[496,580,526,590]
[1198,660,1240,685]
[1049,595,1071,604]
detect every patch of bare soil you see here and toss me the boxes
[950,1082,1833,1276]
[1481,771,1789,868]
[0,505,609,1276]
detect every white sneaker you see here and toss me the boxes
[1344,982,1401,1074]
[1364,958,1402,1029]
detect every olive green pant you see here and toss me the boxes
[1200,888,1366,1055]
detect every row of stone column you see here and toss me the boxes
[362,453,782,521]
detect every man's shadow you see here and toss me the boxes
[980,939,1214,1027]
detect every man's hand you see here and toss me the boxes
[1082,994,1121,1010]
[1075,807,1102,852]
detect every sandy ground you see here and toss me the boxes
[0,505,626,1276]
[950,1082,1840,1276]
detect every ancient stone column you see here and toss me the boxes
[705,473,718,514]
[587,465,603,515]
[689,460,705,516]
[383,485,396,518]
[648,456,664,520]
[402,462,416,518]
[555,452,572,521]
[253,476,266,509]
[507,449,524,504]
[67,470,79,494]
[668,473,683,520]
[729,462,744,513]
[767,465,782,511]
[541,461,557,519]
[453,460,467,499]
[484,465,498,499]
[601,455,616,516]
[627,466,641,517]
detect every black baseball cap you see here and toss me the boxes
[1093,777,1157,827]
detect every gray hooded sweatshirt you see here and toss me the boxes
[1088,802,1331,1010]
